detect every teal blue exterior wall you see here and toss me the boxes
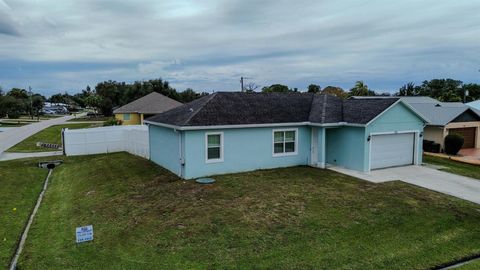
[325,126,366,171]
[148,102,425,178]
[182,126,311,179]
[366,102,425,169]
[149,125,182,176]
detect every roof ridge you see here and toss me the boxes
[181,92,218,125]
[321,94,328,124]
[341,98,345,122]
[307,93,316,122]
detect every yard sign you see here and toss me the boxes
[76,225,93,243]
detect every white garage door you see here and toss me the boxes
[371,133,415,170]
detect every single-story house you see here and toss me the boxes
[398,97,480,151]
[114,92,182,125]
[144,92,428,179]
[467,100,480,111]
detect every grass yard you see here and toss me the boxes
[67,116,112,122]
[456,259,480,269]
[7,123,102,153]
[0,159,48,269]
[15,153,480,269]
[0,121,31,127]
[424,155,480,180]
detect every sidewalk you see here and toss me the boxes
[0,115,78,154]
[0,151,63,161]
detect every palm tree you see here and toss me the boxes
[349,81,370,96]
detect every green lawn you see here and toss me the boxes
[7,123,102,153]
[0,159,48,269]
[0,122,27,127]
[424,155,480,180]
[67,116,112,122]
[456,259,480,269]
[15,153,480,269]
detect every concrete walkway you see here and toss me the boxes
[0,151,63,161]
[330,165,480,204]
[0,115,78,154]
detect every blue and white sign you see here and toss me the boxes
[76,225,93,243]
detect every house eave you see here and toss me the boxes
[143,120,367,130]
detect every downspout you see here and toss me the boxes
[176,129,185,178]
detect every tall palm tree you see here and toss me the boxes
[350,81,370,96]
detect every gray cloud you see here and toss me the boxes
[0,0,479,95]
[0,0,19,36]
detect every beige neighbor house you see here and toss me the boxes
[401,97,480,151]
[114,92,182,125]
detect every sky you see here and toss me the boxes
[0,0,479,97]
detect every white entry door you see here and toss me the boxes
[370,133,415,170]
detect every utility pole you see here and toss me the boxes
[240,77,253,92]
[28,86,33,119]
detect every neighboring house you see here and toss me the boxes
[114,92,182,125]
[144,92,427,179]
[402,97,480,151]
[467,100,480,111]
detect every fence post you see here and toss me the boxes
[61,128,66,155]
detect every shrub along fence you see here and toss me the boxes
[63,125,149,159]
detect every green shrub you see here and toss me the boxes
[103,118,122,126]
[7,112,20,119]
[444,134,464,155]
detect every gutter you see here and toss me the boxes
[143,120,367,130]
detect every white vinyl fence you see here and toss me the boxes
[63,125,149,159]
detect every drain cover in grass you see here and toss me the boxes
[195,178,215,184]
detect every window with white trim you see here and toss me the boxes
[273,129,297,156]
[206,132,223,162]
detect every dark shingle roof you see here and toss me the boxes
[113,92,182,114]
[343,98,399,124]
[146,92,401,127]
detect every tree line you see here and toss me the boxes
[48,79,209,116]
[259,79,480,102]
[0,87,45,119]
[2,78,479,119]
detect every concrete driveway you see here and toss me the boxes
[330,165,480,204]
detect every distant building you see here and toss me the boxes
[113,92,182,125]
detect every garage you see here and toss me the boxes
[449,127,476,149]
[370,133,415,170]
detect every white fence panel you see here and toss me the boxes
[63,125,149,159]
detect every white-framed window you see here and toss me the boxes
[272,128,298,157]
[123,113,131,121]
[205,132,224,163]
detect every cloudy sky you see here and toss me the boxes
[0,0,479,96]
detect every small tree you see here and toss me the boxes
[444,134,464,155]
[85,94,102,114]
[244,82,259,92]
[32,95,44,120]
[307,84,321,93]
[261,84,290,93]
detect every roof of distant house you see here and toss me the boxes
[113,92,182,114]
[145,92,422,128]
[352,96,480,126]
